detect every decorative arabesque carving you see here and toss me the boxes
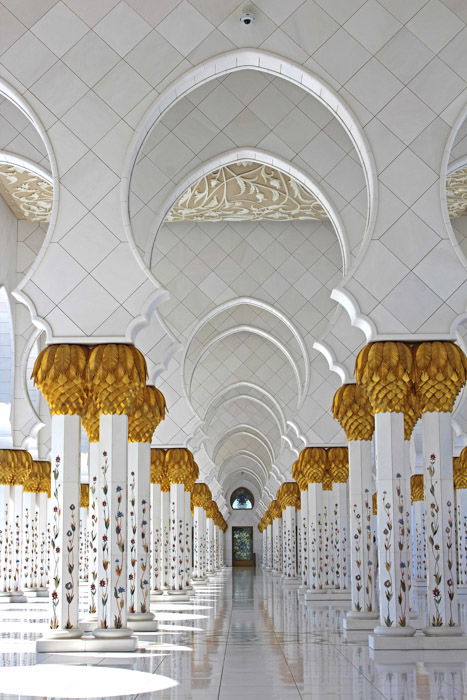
[166,161,328,222]
[447,166,467,219]
[0,163,52,222]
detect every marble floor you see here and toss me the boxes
[0,571,466,699]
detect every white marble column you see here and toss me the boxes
[168,482,188,595]
[373,411,414,636]
[321,481,332,589]
[299,489,308,591]
[48,416,82,636]
[161,489,171,587]
[265,520,273,570]
[206,513,215,575]
[93,414,132,637]
[127,441,157,630]
[37,489,48,592]
[278,482,300,583]
[422,412,460,633]
[410,474,426,588]
[184,488,193,587]
[330,481,349,593]
[346,441,377,629]
[455,480,467,588]
[272,513,282,575]
[79,495,88,582]
[87,441,99,617]
[261,527,267,568]
[150,481,163,594]
[306,482,325,598]
[22,489,35,592]
[193,505,207,581]
[282,505,298,582]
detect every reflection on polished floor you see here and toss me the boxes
[1,568,467,699]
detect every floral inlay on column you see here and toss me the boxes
[50,456,61,629]
[413,341,467,634]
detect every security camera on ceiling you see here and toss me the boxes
[240,12,255,25]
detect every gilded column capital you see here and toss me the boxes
[205,499,218,520]
[184,461,200,493]
[191,482,212,508]
[32,344,89,414]
[128,385,166,443]
[87,344,147,415]
[328,446,349,483]
[269,499,282,520]
[355,341,413,413]
[24,459,42,493]
[413,341,467,413]
[0,449,16,484]
[454,453,467,489]
[404,390,421,441]
[11,449,32,486]
[36,461,51,496]
[332,383,374,441]
[80,483,89,508]
[165,448,195,487]
[150,448,169,491]
[291,459,307,490]
[277,482,301,509]
[322,467,332,491]
[298,446,327,483]
[25,459,50,493]
[410,474,424,502]
[81,394,99,443]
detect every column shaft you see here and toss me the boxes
[348,440,376,614]
[127,442,151,615]
[282,505,298,580]
[300,490,308,589]
[49,414,81,633]
[95,414,130,634]
[422,412,459,631]
[193,506,206,580]
[307,483,323,591]
[88,441,99,616]
[169,483,186,591]
[150,482,162,592]
[374,412,413,633]
[272,517,282,574]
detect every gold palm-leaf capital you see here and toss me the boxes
[355,341,413,413]
[32,344,89,414]
[413,341,467,413]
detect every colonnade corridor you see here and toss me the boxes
[1,568,467,699]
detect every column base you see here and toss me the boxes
[127,612,158,632]
[36,633,138,653]
[282,576,300,587]
[423,625,463,636]
[164,590,191,601]
[0,593,27,603]
[24,588,48,599]
[150,590,165,599]
[191,576,208,583]
[369,630,467,651]
[305,589,334,602]
[325,589,351,600]
[343,611,379,631]
[40,628,83,640]
[93,627,134,639]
